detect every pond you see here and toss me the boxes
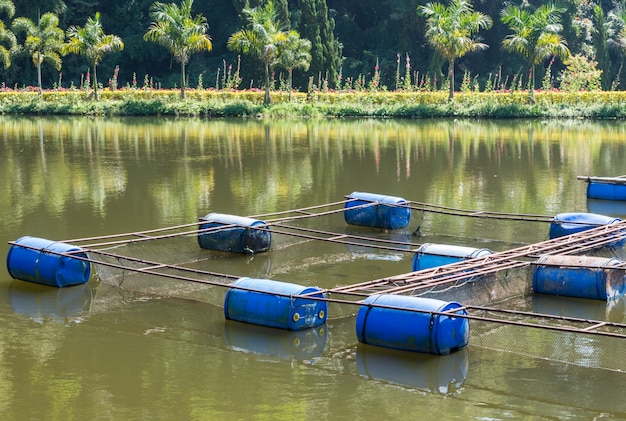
[1,116,626,420]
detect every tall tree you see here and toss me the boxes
[593,5,611,90]
[607,4,626,88]
[275,0,289,28]
[13,0,66,20]
[227,0,287,104]
[144,0,212,99]
[298,0,342,89]
[276,29,311,100]
[501,3,570,95]
[419,0,492,101]
[12,12,64,97]
[62,12,124,100]
[0,0,15,69]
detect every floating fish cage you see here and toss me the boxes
[198,213,271,254]
[532,255,626,301]
[344,192,411,230]
[412,243,493,272]
[8,192,626,359]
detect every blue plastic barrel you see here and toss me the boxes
[549,212,623,242]
[6,236,91,288]
[587,181,626,201]
[412,243,492,271]
[224,278,327,331]
[355,294,469,355]
[344,192,411,230]
[532,255,626,301]
[198,213,271,254]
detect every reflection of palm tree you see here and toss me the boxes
[12,13,64,98]
[144,0,212,99]
[419,0,492,101]
[62,12,124,100]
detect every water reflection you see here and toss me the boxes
[224,321,328,361]
[587,198,626,218]
[532,293,625,323]
[8,281,92,323]
[356,344,468,394]
[3,116,626,244]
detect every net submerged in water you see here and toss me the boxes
[55,198,626,368]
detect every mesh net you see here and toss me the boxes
[470,296,626,372]
[86,217,626,371]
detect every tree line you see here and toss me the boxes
[1,0,626,96]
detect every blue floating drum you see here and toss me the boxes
[532,254,626,301]
[198,213,271,254]
[355,294,469,355]
[549,212,624,246]
[413,243,492,271]
[224,278,327,331]
[585,177,626,201]
[344,192,411,230]
[6,236,91,288]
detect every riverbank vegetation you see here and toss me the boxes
[2,88,626,119]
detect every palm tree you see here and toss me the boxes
[62,12,124,100]
[276,30,311,101]
[0,0,16,69]
[501,3,570,95]
[227,0,288,104]
[144,0,212,99]
[12,12,64,97]
[419,0,492,101]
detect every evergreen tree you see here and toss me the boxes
[13,0,66,20]
[275,0,289,27]
[298,0,341,88]
[593,5,611,90]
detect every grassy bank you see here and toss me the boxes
[2,89,626,118]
